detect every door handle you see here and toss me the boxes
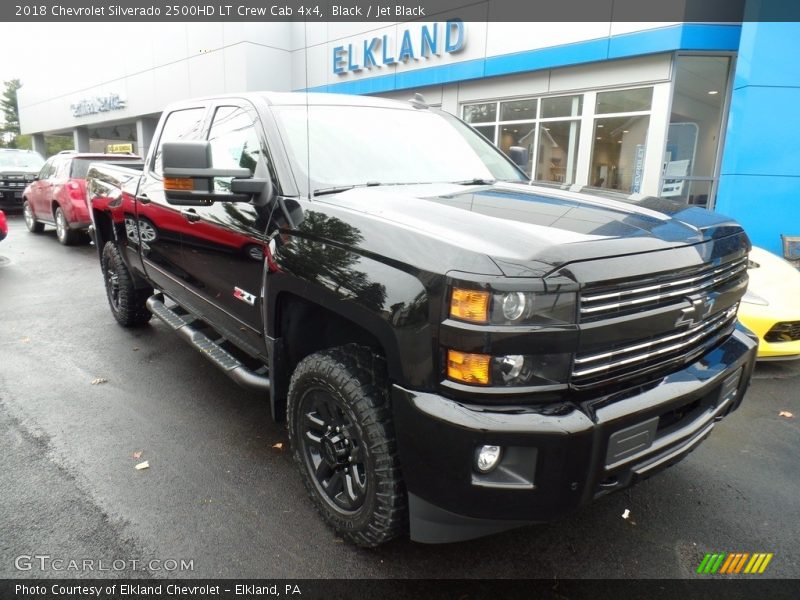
[137,193,151,204]
[182,208,201,222]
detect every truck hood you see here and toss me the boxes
[316,182,745,277]
[1,167,39,176]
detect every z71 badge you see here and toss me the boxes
[233,287,257,306]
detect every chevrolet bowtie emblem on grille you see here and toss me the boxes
[675,294,715,328]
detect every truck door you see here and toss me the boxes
[136,105,208,304]
[176,102,273,359]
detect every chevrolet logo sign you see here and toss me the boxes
[675,294,715,328]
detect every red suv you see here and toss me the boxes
[22,152,142,245]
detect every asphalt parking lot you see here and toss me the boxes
[0,212,798,579]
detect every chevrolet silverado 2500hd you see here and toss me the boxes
[87,93,758,547]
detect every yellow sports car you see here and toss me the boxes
[738,246,800,360]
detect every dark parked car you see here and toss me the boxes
[22,151,142,245]
[87,92,758,547]
[0,148,44,209]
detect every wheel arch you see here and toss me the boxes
[268,290,405,422]
[92,208,115,258]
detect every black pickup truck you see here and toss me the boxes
[87,92,758,547]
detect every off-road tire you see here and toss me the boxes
[287,344,407,547]
[23,200,44,233]
[101,241,152,327]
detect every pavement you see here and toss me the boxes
[0,212,798,579]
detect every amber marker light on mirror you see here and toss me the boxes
[163,177,194,191]
[450,288,490,323]
[447,350,491,385]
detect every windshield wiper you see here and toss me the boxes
[450,178,497,186]
[312,181,382,197]
[313,185,355,196]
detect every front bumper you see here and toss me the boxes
[393,327,758,543]
[0,189,25,206]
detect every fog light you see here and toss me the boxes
[475,445,502,473]
[497,354,526,383]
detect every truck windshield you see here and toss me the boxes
[0,151,44,169]
[272,104,527,194]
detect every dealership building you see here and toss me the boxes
[17,16,800,257]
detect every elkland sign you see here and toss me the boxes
[70,93,127,118]
[333,20,466,74]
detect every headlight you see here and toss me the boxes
[450,287,576,325]
[447,350,571,387]
[501,292,530,321]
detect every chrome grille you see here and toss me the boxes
[572,305,738,388]
[580,256,747,322]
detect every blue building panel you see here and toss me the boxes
[721,86,800,178]
[484,38,609,77]
[716,175,800,256]
[305,24,742,95]
[717,20,800,256]
[395,59,486,89]
[733,21,800,89]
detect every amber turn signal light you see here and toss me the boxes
[163,177,194,191]
[450,288,490,323]
[447,350,491,385]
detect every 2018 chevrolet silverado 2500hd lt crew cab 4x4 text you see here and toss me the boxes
[87,93,758,547]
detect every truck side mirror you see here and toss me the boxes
[161,141,266,205]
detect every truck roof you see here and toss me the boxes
[163,92,416,112]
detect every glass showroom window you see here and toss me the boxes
[662,55,732,208]
[590,87,653,193]
[462,95,581,183]
[463,98,537,176]
[462,101,500,144]
[536,95,581,184]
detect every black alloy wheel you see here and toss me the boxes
[288,345,407,547]
[299,388,368,513]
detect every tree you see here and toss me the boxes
[1,79,21,137]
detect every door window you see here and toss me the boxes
[151,107,206,176]
[206,106,264,194]
[53,158,70,179]
[37,159,54,180]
